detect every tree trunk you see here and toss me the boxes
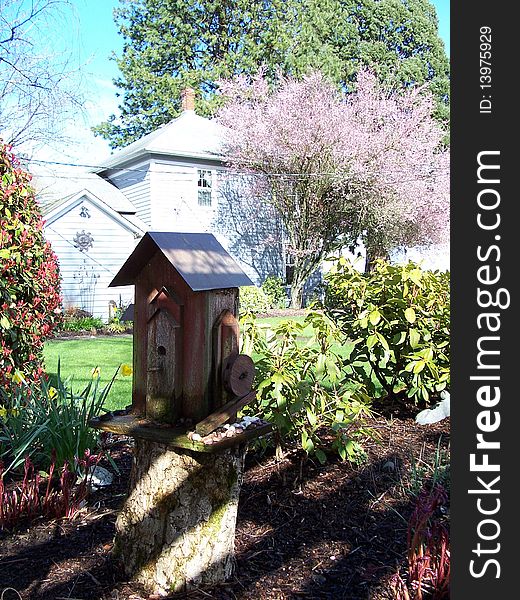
[114,439,246,595]
[289,281,304,309]
[364,242,390,272]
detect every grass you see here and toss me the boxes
[43,336,133,412]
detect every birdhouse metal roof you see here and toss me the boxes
[109,231,254,291]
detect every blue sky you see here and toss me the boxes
[33,0,450,164]
[432,0,450,56]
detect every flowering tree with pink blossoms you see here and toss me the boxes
[217,70,449,308]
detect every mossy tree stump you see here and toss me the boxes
[114,439,246,595]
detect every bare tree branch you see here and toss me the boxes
[0,0,85,149]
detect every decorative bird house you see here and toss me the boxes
[90,231,270,451]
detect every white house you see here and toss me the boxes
[35,170,148,319]
[35,90,285,320]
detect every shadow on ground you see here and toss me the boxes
[0,419,450,599]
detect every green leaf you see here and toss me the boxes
[0,249,10,259]
[367,334,378,349]
[307,408,317,427]
[0,315,11,330]
[409,269,423,287]
[393,382,407,394]
[376,332,389,351]
[393,331,407,345]
[325,357,340,382]
[409,328,420,348]
[413,360,426,374]
[338,444,347,461]
[302,435,314,454]
[316,353,326,375]
[404,307,416,323]
[404,361,416,373]
[369,309,381,326]
[314,449,327,464]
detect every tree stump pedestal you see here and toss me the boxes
[114,439,246,595]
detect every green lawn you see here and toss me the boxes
[43,336,133,411]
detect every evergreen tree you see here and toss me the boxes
[289,0,450,126]
[95,0,449,148]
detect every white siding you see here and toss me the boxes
[109,164,152,226]
[150,160,218,232]
[44,198,139,321]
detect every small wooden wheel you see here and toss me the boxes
[223,353,255,397]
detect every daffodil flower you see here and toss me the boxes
[0,406,7,420]
[120,364,133,377]
[48,386,58,399]
[91,367,101,377]
[12,370,26,385]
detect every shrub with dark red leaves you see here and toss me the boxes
[0,451,103,529]
[0,141,62,391]
[391,484,450,599]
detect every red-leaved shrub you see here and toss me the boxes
[0,141,62,391]
[0,450,103,529]
[391,484,450,599]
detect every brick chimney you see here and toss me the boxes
[181,87,195,112]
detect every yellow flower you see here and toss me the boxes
[10,408,19,417]
[91,367,101,377]
[120,364,133,377]
[12,370,26,385]
[48,387,57,399]
[0,406,7,420]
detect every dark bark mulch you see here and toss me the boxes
[0,416,449,600]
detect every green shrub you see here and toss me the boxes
[261,276,287,309]
[61,316,104,332]
[240,311,373,463]
[324,258,450,406]
[239,285,271,314]
[104,321,128,334]
[1,142,62,391]
[0,363,115,476]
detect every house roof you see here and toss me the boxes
[110,231,253,290]
[96,110,225,172]
[43,189,147,235]
[33,168,137,215]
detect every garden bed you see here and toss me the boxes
[51,329,133,340]
[0,414,449,599]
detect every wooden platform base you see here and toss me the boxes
[89,413,272,453]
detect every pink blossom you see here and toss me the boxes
[217,69,449,272]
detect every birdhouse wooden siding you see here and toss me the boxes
[108,231,253,423]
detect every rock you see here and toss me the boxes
[382,461,396,472]
[415,390,450,425]
[88,466,113,489]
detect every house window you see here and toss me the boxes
[197,169,213,207]
[285,248,295,285]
